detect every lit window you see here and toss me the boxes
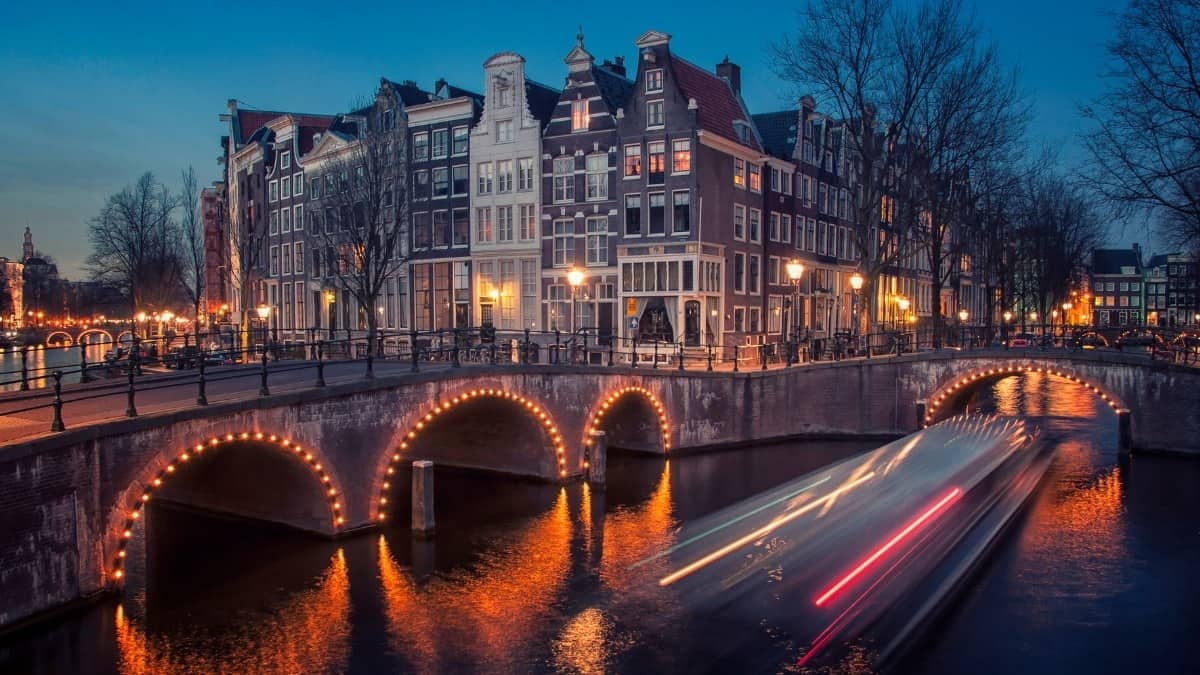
[672,139,691,173]
[571,99,588,131]
[624,145,642,178]
[647,142,665,185]
[749,164,761,192]
[733,158,745,187]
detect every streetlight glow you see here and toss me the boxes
[897,297,910,312]
[958,309,968,322]
[786,259,805,281]
[849,272,864,291]
[256,305,271,320]
[567,267,585,287]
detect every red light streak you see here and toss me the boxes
[814,487,962,608]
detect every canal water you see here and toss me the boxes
[1,371,1198,673]
[0,343,110,392]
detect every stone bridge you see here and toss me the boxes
[2,349,1197,629]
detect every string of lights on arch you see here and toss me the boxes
[375,389,566,522]
[924,365,1121,427]
[109,432,343,582]
[585,385,671,460]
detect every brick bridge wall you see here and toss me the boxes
[2,352,1197,628]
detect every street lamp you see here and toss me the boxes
[897,297,910,331]
[849,272,864,339]
[786,260,805,359]
[958,308,969,348]
[256,304,271,349]
[567,267,584,335]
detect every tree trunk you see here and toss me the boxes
[366,301,379,357]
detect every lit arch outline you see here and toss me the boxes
[108,431,345,583]
[584,385,671,467]
[374,388,566,522]
[923,364,1124,427]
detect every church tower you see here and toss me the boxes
[22,227,33,262]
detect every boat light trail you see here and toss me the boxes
[658,472,876,588]
[814,487,962,608]
[631,475,831,570]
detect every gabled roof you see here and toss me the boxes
[670,56,761,152]
[383,79,435,107]
[753,110,800,160]
[1092,248,1142,275]
[592,65,634,112]
[525,79,563,128]
[234,109,333,145]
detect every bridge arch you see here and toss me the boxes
[583,385,671,462]
[77,328,115,344]
[44,331,73,346]
[922,363,1125,427]
[373,387,567,522]
[106,430,347,585]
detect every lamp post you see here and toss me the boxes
[1029,311,1038,335]
[1003,310,1012,344]
[786,259,805,362]
[897,297,910,331]
[256,304,271,356]
[958,308,969,348]
[1061,301,1072,339]
[849,272,863,336]
[567,267,584,335]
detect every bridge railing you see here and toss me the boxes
[2,323,1197,436]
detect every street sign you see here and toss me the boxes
[628,318,639,330]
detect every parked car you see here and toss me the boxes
[1007,332,1035,348]
[164,346,200,369]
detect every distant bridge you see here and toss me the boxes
[1,347,1197,629]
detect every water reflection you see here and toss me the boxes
[0,342,110,391]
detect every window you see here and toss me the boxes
[280,151,291,169]
[749,208,761,243]
[476,207,493,243]
[309,208,320,234]
[311,248,321,279]
[383,108,395,130]
[433,168,449,198]
[647,100,664,127]
[281,207,291,233]
[645,68,663,92]
[497,206,513,242]
[293,205,303,234]
[1131,281,1141,291]
[1105,282,1115,291]
[648,141,665,184]
[770,213,781,241]
[1131,296,1140,307]
[771,168,781,192]
[571,99,588,131]
[325,174,335,195]
[477,163,494,194]
[553,157,575,202]
[748,164,761,192]
[802,175,812,203]
[521,260,538,329]
[1119,282,1128,292]
[432,129,448,158]
[554,219,574,266]
[734,307,745,332]
[782,171,793,195]
[586,154,608,200]
[453,209,469,246]
[310,176,321,199]
[734,204,746,240]
[281,176,291,200]
[518,157,534,191]
[269,210,279,235]
[281,243,292,275]
[495,120,514,142]
[748,307,760,333]
[497,159,514,193]
[625,194,642,235]
[818,184,828,214]
[496,84,513,107]
[452,126,469,155]
[671,139,691,173]
[434,211,449,247]
[672,191,690,234]
[624,145,642,178]
[781,214,791,243]
[586,217,608,265]
[413,170,429,200]
[413,132,429,161]
[648,192,666,235]
[413,212,430,249]
[519,204,537,240]
[748,255,760,294]
[293,172,304,196]
[734,158,745,187]
[269,245,280,276]
[734,253,745,292]
[269,180,279,202]
[452,165,469,195]
[768,296,783,332]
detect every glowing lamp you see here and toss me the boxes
[849,272,864,291]
[786,259,805,281]
[567,267,585,287]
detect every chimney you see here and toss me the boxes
[611,56,627,77]
[716,56,741,95]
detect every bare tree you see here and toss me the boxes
[773,0,978,333]
[312,119,408,356]
[227,182,267,339]
[1081,0,1200,249]
[87,172,185,317]
[179,167,205,326]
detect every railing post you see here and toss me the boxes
[523,328,531,365]
[366,338,375,379]
[316,340,326,387]
[490,341,498,365]
[50,371,65,432]
[19,346,29,391]
[677,340,684,371]
[653,339,659,369]
[582,331,589,367]
[125,340,138,417]
[707,343,714,371]
[608,339,614,367]
[79,344,91,383]
[733,344,739,373]
[451,332,460,368]
[760,343,767,371]
[631,338,638,369]
[259,352,270,397]
[196,356,208,406]
[785,339,793,367]
[410,329,419,372]
[554,329,561,364]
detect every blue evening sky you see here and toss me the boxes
[0,0,1137,278]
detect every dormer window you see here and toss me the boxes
[383,109,395,129]
[496,84,513,108]
[281,151,291,169]
[646,100,664,128]
[645,69,663,93]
